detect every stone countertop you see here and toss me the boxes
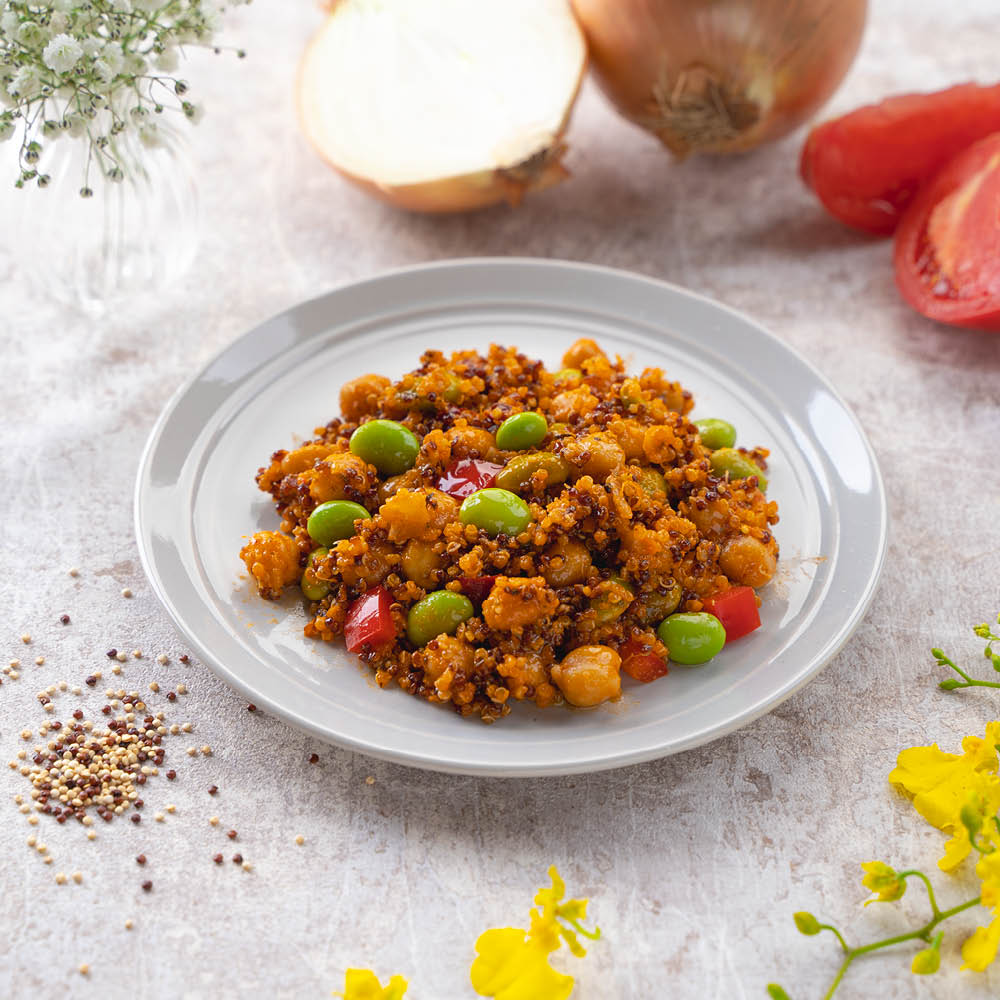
[3,2,1000,997]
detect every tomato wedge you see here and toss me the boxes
[437,458,504,501]
[801,83,1000,235]
[700,587,761,641]
[894,132,1000,331]
[620,637,668,684]
[458,576,497,605]
[344,586,395,653]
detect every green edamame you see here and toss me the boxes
[495,412,548,451]
[300,547,330,602]
[657,612,726,665]
[406,590,474,646]
[709,447,768,491]
[306,500,371,546]
[459,488,532,537]
[694,418,737,450]
[349,419,420,476]
[495,452,571,494]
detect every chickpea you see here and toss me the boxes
[401,539,444,589]
[339,374,392,423]
[719,534,777,587]
[551,646,621,707]
[550,386,598,424]
[377,469,422,505]
[562,338,606,370]
[304,453,372,503]
[562,433,625,482]
[542,537,592,587]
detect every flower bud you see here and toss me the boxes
[938,679,961,690]
[960,802,983,836]
[766,985,791,1000]
[793,912,821,936]
[911,946,941,975]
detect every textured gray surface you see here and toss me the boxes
[2,1,1000,998]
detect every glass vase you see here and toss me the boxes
[4,114,200,316]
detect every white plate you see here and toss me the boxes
[135,258,887,776]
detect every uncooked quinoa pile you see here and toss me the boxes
[241,339,780,722]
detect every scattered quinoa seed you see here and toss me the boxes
[201,745,212,756]
[87,831,96,841]
[209,816,219,826]
[213,853,223,864]
[294,835,304,846]
[227,829,237,840]
[55,872,67,885]
[79,964,89,976]
[149,682,159,693]
[365,776,375,785]
[208,785,218,795]
[72,872,82,884]
[136,855,146,865]
[156,654,168,665]
[176,684,187,695]
[141,880,152,892]
[242,861,252,872]
[116,652,127,662]
[309,753,319,764]
[21,633,31,644]
[179,654,189,664]
[35,657,45,666]
[247,703,257,712]
[132,650,142,659]
[121,588,133,598]
[232,853,243,864]
[125,919,133,930]
[68,568,79,577]
[60,615,70,625]
[106,649,117,659]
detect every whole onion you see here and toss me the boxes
[571,0,868,157]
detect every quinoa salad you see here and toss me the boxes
[239,340,779,723]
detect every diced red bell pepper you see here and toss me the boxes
[458,575,497,605]
[701,586,761,641]
[344,585,395,653]
[437,458,504,500]
[620,637,669,684]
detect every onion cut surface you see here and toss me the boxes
[298,0,587,212]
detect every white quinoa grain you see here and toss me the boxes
[35,657,45,666]
[71,686,81,695]
[156,654,168,665]
[294,835,304,846]
[78,963,89,975]
[121,588,133,598]
[55,872,67,885]
[154,813,164,822]
[9,659,20,669]
[124,920,133,930]
[132,650,142,659]
[149,682,159,693]
[86,831,96,841]
[115,652,127,663]
[242,862,252,872]
[176,684,188,695]
[72,872,82,884]
[209,816,219,826]
[68,568,79,577]
[20,634,31,644]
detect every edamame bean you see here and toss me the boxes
[300,547,330,602]
[459,488,532,537]
[306,500,371,546]
[636,467,668,497]
[495,412,548,451]
[406,590,474,646]
[495,452,571,493]
[657,612,726,664]
[708,447,768,491]
[694,418,737,450]
[589,577,634,624]
[349,419,420,476]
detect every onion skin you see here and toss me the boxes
[571,0,868,157]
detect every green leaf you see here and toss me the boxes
[766,985,792,1000]
[793,912,821,936]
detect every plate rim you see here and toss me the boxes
[134,256,889,776]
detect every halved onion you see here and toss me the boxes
[572,0,868,157]
[298,0,587,212]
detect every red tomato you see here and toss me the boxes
[343,586,395,653]
[800,83,1000,235]
[458,576,497,605]
[701,587,761,641]
[437,458,504,500]
[894,133,1000,331]
[620,637,668,684]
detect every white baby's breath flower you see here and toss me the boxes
[48,13,69,34]
[81,37,103,58]
[0,117,15,142]
[112,0,133,13]
[17,21,50,49]
[66,113,88,138]
[92,59,114,86]
[124,53,147,76]
[155,48,179,73]
[132,0,162,11]
[8,66,41,100]
[0,11,19,37]
[42,33,83,75]
[101,41,124,75]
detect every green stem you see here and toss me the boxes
[822,897,981,998]
[946,678,1000,690]
[818,924,849,953]
[898,869,940,917]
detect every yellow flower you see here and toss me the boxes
[860,861,906,904]
[334,968,408,1000]
[962,918,1000,972]
[888,721,1000,870]
[470,866,600,1000]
